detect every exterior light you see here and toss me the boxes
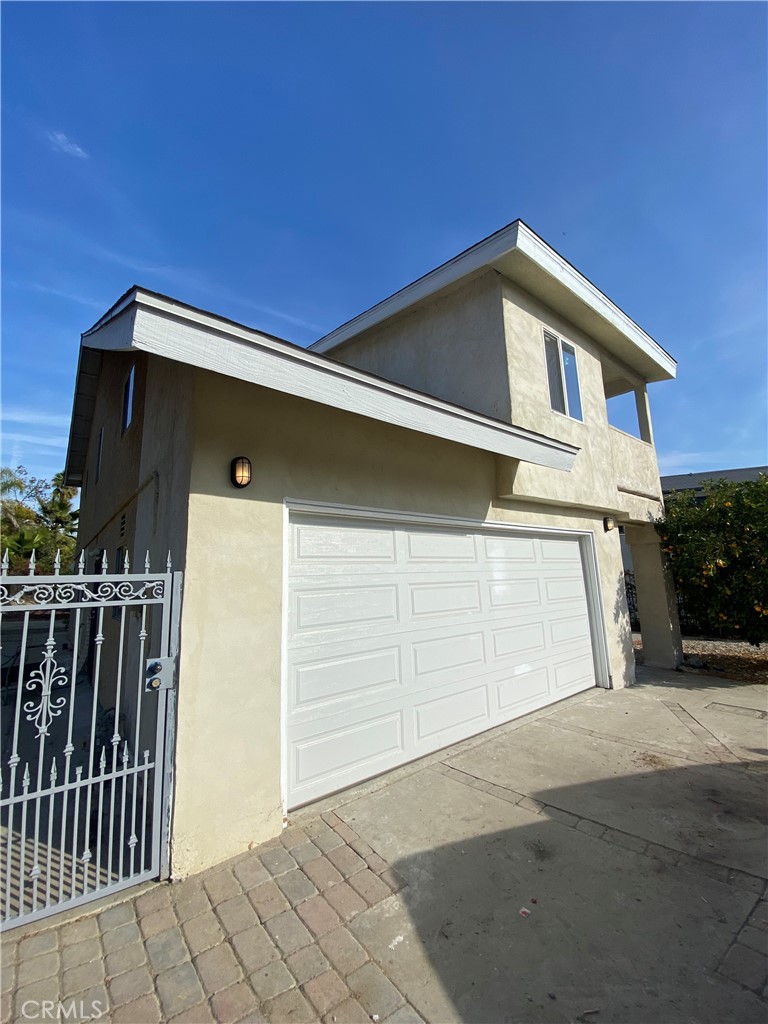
[603,516,616,532]
[230,456,252,489]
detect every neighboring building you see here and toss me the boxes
[661,467,767,498]
[64,220,681,878]
[621,466,768,572]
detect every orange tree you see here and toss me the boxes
[655,474,768,646]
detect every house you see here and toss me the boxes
[660,466,768,499]
[64,220,681,879]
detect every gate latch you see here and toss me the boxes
[145,658,175,693]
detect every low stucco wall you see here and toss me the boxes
[169,373,634,877]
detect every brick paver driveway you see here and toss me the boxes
[2,814,415,1024]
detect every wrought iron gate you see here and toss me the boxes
[0,553,182,930]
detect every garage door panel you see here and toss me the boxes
[413,684,491,744]
[491,621,546,660]
[412,630,486,678]
[549,614,591,645]
[292,583,400,633]
[543,575,587,603]
[553,653,595,692]
[405,530,477,563]
[293,521,397,564]
[495,666,551,712]
[293,646,403,709]
[408,580,483,618]
[487,577,541,611]
[539,537,584,563]
[484,534,537,563]
[291,711,405,801]
[286,514,598,808]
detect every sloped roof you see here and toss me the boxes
[64,287,578,486]
[310,220,677,385]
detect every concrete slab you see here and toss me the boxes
[544,686,718,762]
[344,770,765,1024]
[448,720,765,874]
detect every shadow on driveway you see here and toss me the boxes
[346,758,768,1024]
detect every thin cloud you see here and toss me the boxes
[6,280,104,310]
[1,433,67,450]
[47,131,89,159]
[2,409,71,429]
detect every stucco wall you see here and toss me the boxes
[328,270,511,422]
[325,274,663,525]
[170,371,634,877]
[499,279,662,521]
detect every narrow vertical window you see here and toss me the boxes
[544,332,566,414]
[561,342,583,421]
[96,427,104,482]
[122,364,135,433]
[544,331,583,421]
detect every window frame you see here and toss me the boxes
[95,426,104,483]
[122,364,135,434]
[543,329,583,422]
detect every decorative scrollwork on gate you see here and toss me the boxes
[23,638,69,737]
[0,579,165,609]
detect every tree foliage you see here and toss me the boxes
[1,466,79,574]
[656,475,768,646]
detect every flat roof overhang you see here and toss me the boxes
[311,221,677,385]
[64,288,579,486]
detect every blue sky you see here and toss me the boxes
[3,2,766,483]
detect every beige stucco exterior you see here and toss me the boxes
[73,265,680,879]
[330,273,662,523]
[165,375,634,875]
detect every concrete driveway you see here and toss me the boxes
[3,667,766,1024]
[300,666,768,1024]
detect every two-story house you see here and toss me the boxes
[64,220,680,878]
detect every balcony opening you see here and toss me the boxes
[606,391,642,438]
[602,363,653,443]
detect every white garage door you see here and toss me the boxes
[285,512,598,808]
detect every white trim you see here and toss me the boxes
[309,220,676,383]
[579,533,612,689]
[279,500,291,825]
[279,499,613,804]
[515,224,674,375]
[285,496,598,537]
[74,294,577,472]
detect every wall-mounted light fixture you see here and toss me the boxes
[230,456,252,489]
[603,516,616,532]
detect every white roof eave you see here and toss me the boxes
[65,289,579,484]
[310,221,677,383]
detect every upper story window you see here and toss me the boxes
[122,364,135,433]
[544,330,583,421]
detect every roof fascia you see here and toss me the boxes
[309,221,676,382]
[67,289,578,476]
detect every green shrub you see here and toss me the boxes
[656,474,768,646]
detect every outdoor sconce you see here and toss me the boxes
[230,456,252,489]
[603,516,616,532]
